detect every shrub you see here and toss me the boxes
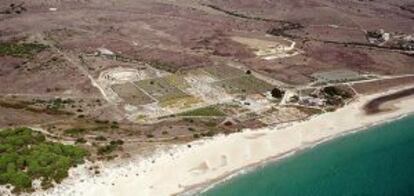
[95,135,107,141]
[271,88,285,99]
[110,140,124,145]
[202,130,215,137]
[64,128,86,136]
[97,140,123,155]
[97,144,117,155]
[75,138,87,144]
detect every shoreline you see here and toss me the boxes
[188,111,413,196]
[18,86,414,196]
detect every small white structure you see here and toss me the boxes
[97,48,115,56]
[382,32,390,42]
[328,24,339,28]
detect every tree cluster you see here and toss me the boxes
[0,128,87,192]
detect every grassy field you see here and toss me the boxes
[0,42,47,58]
[148,60,178,73]
[213,75,273,94]
[163,74,190,89]
[177,105,226,117]
[159,96,202,108]
[135,77,191,103]
[0,128,87,193]
[202,65,244,80]
[112,83,155,105]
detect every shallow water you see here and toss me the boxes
[202,115,414,196]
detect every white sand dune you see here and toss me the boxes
[34,87,414,196]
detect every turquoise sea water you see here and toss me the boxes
[202,115,414,196]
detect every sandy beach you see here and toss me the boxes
[23,86,414,196]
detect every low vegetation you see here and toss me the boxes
[97,140,124,155]
[64,128,86,136]
[0,128,87,193]
[46,98,75,110]
[177,106,226,117]
[322,86,353,99]
[149,60,177,73]
[0,42,47,58]
[0,99,74,116]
